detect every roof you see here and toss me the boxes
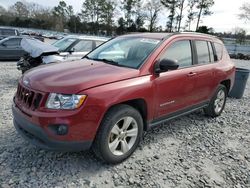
[63,35,110,41]
[120,33,173,40]
[119,32,220,41]
[0,27,18,31]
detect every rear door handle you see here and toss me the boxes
[187,72,197,77]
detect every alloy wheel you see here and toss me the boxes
[108,116,138,156]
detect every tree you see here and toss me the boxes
[68,15,81,33]
[81,0,116,34]
[145,0,161,32]
[161,0,178,32]
[186,0,197,31]
[177,0,185,32]
[134,0,146,31]
[9,1,29,18]
[121,0,137,28]
[0,6,6,16]
[100,0,116,35]
[53,1,73,20]
[117,17,126,34]
[233,27,247,44]
[53,1,75,31]
[239,3,250,22]
[196,25,213,34]
[81,0,103,23]
[195,0,214,31]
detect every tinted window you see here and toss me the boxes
[72,40,93,52]
[161,40,192,68]
[214,43,223,60]
[96,41,104,47]
[53,38,77,52]
[196,41,210,64]
[208,42,214,62]
[0,29,16,36]
[3,38,21,47]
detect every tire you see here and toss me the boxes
[204,84,227,117]
[92,104,143,164]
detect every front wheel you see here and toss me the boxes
[92,104,143,164]
[204,84,227,117]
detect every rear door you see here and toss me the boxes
[154,40,198,118]
[191,40,217,103]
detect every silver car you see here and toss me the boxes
[53,35,110,61]
[17,35,109,73]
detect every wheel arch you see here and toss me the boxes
[220,79,231,94]
[120,99,148,131]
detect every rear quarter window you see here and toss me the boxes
[214,43,223,61]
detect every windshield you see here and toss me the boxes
[53,38,77,52]
[86,37,161,69]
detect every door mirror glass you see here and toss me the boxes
[155,59,179,73]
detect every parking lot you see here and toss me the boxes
[0,60,249,188]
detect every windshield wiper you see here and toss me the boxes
[84,56,130,68]
[99,58,119,65]
[86,57,119,65]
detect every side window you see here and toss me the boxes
[96,41,104,47]
[0,29,16,35]
[3,38,20,47]
[72,40,93,52]
[214,43,223,61]
[208,42,214,62]
[161,40,192,68]
[195,40,210,64]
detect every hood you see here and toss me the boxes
[21,38,59,58]
[22,59,139,94]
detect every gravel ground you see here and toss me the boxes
[0,59,249,188]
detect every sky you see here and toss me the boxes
[0,0,249,34]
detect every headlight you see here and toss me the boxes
[46,93,87,110]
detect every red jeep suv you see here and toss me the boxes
[12,33,235,163]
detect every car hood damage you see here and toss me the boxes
[22,59,139,94]
[21,38,59,58]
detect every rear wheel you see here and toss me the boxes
[92,104,143,164]
[204,84,227,117]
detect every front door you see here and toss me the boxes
[153,40,197,119]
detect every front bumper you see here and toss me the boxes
[12,105,92,151]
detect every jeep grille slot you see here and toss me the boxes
[16,84,43,110]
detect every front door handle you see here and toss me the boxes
[187,72,197,77]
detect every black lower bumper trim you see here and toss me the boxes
[12,105,92,151]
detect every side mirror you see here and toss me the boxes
[68,48,75,54]
[155,59,179,74]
